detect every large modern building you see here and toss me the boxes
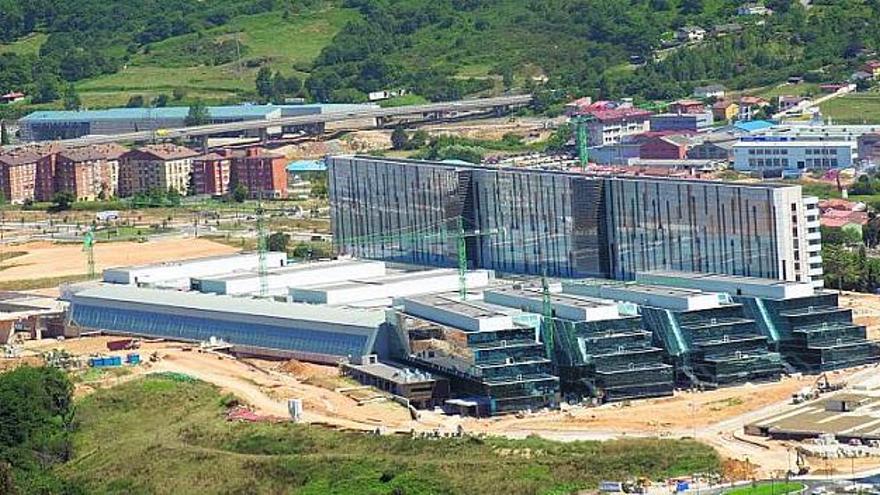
[328,155,822,287]
[103,252,287,289]
[18,103,379,142]
[67,285,389,364]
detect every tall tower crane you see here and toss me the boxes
[256,192,268,297]
[339,217,499,301]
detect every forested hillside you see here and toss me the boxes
[2,0,880,109]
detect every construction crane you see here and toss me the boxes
[83,227,96,279]
[256,193,268,297]
[541,269,554,358]
[339,217,499,301]
[571,116,591,166]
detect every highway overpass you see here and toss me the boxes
[14,95,533,149]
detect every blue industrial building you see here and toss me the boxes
[68,285,389,364]
[19,103,377,142]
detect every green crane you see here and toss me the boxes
[256,194,268,297]
[541,269,554,358]
[83,227,96,280]
[572,116,591,166]
[338,217,499,301]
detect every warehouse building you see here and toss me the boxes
[483,286,674,402]
[732,138,856,174]
[67,285,389,364]
[390,293,559,415]
[565,280,785,387]
[329,155,821,287]
[18,104,379,142]
[103,252,287,289]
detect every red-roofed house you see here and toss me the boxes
[629,132,696,160]
[0,92,25,104]
[668,99,706,115]
[564,97,594,116]
[818,198,866,212]
[738,96,770,121]
[820,210,869,236]
[863,60,880,80]
[577,105,653,146]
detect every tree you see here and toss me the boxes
[50,191,75,212]
[409,130,429,149]
[310,173,328,198]
[62,84,81,110]
[391,126,409,150]
[0,121,10,146]
[166,187,181,206]
[231,183,247,203]
[126,94,145,108]
[172,88,187,101]
[267,232,290,252]
[151,94,170,107]
[255,66,273,101]
[184,99,210,126]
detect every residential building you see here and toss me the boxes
[713,23,743,36]
[667,99,706,115]
[820,209,869,237]
[693,84,726,100]
[858,132,880,165]
[579,105,653,146]
[737,3,771,15]
[118,144,200,197]
[56,143,127,200]
[33,144,62,202]
[191,153,232,196]
[863,60,880,80]
[649,112,713,132]
[712,100,739,122]
[228,147,288,199]
[676,26,706,42]
[329,155,819,286]
[0,148,38,203]
[0,92,25,104]
[732,139,855,174]
[564,97,593,116]
[738,96,770,121]
[778,95,810,112]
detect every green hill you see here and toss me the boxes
[58,374,719,494]
[2,0,880,114]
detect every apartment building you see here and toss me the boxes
[118,144,200,197]
[191,153,232,196]
[0,149,38,203]
[585,107,653,146]
[228,148,288,199]
[328,155,819,286]
[55,143,127,200]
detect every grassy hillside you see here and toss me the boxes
[60,374,720,495]
[73,6,359,107]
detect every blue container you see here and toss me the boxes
[676,482,690,492]
[108,356,122,366]
[126,353,141,365]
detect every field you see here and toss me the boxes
[753,82,820,100]
[819,93,880,124]
[0,32,47,56]
[58,374,720,495]
[74,6,359,107]
[725,482,804,495]
[0,238,237,287]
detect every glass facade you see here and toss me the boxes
[329,156,810,284]
[605,178,783,280]
[70,303,373,360]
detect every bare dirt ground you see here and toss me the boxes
[839,291,880,340]
[0,238,237,283]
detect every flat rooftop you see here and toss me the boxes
[109,252,261,271]
[73,285,385,328]
[343,361,439,384]
[640,270,806,289]
[300,268,466,291]
[207,259,380,282]
[333,155,800,190]
[486,286,616,309]
[748,392,880,439]
[404,293,522,320]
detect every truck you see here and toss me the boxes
[106,339,140,352]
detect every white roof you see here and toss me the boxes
[734,140,854,148]
[72,285,386,328]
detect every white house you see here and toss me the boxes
[737,4,771,15]
[693,84,726,100]
[676,26,706,42]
